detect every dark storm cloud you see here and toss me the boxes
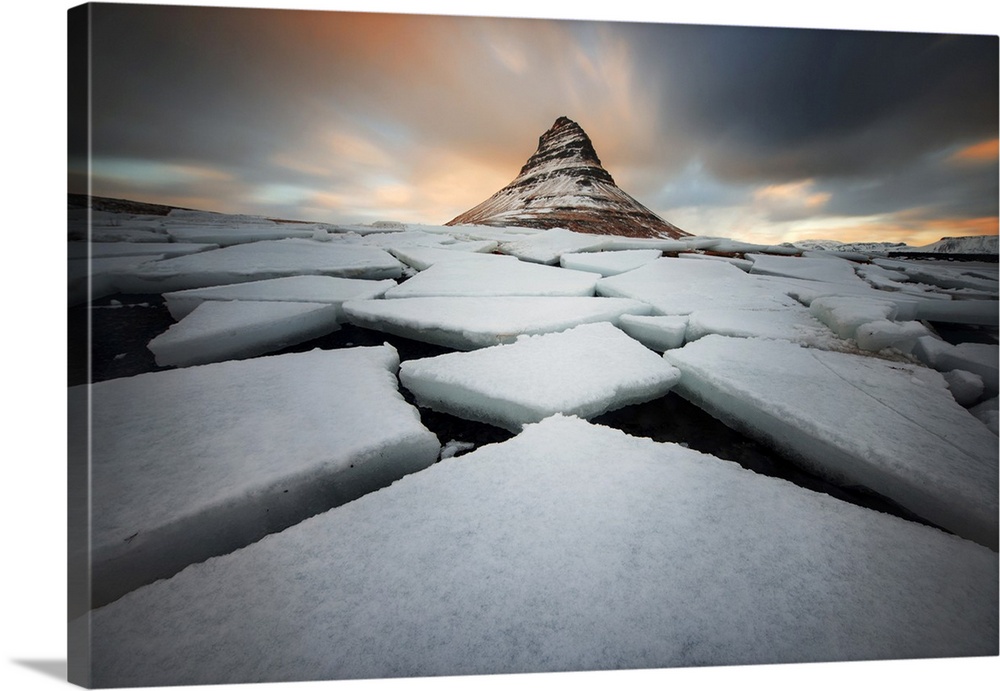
[631,23,998,182]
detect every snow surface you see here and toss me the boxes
[162,274,395,320]
[343,296,652,350]
[384,256,600,298]
[666,335,999,548]
[148,300,341,367]
[70,346,439,608]
[86,415,998,687]
[387,244,507,271]
[400,322,680,431]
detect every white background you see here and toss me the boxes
[4,1,997,690]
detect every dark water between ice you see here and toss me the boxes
[69,292,944,532]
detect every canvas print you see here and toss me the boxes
[67,1,999,688]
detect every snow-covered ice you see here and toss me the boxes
[748,253,869,287]
[112,239,405,293]
[971,397,999,434]
[676,252,754,271]
[559,248,662,276]
[69,345,439,608]
[163,223,318,246]
[497,227,611,264]
[343,296,652,350]
[400,322,680,431]
[148,300,341,367]
[685,306,837,347]
[808,295,900,339]
[596,257,799,314]
[69,241,219,259]
[384,257,600,298]
[162,275,396,320]
[941,369,986,407]
[387,245,508,271]
[617,314,689,351]
[912,336,999,393]
[666,335,999,548]
[86,415,998,687]
[69,255,165,305]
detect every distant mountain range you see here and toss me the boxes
[446,116,688,239]
[794,236,998,256]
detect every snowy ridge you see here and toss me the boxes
[447,117,688,238]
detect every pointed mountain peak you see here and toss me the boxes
[446,117,687,239]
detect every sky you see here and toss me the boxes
[69,1,999,245]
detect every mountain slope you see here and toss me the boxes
[446,117,688,239]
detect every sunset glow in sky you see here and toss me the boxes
[70,1,999,245]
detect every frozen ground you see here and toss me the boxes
[68,207,999,685]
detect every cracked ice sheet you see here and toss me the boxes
[162,275,395,320]
[343,296,652,350]
[559,248,663,276]
[70,345,440,609]
[596,257,799,315]
[666,335,999,549]
[497,227,612,264]
[400,322,680,431]
[148,300,341,368]
[112,238,404,293]
[87,415,997,687]
[384,256,600,298]
[685,306,842,348]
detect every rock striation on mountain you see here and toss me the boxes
[446,116,689,239]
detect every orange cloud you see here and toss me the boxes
[949,138,999,164]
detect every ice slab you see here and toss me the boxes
[343,296,652,350]
[70,345,440,608]
[400,322,680,431]
[69,241,220,259]
[497,228,612,264]
[69,255,165,305]
[559,249,662,276]
[912,337,999,393]
[148,300,341,367]
[808,296,900,339]
[112,239,404,293]
[601,236,717,251]
[666,335,999,548]
[748,253,869,287]
[686,306,838,347]
[676,252,754,271]
[873,258,1000,292]
[88,415,997,687]
[164,223,317,246]
[914,298,999,326]
[385,257,600,298]
[596,257,799,315]
[752,274,922,319]
[941,369,986,408]
[853,319,933,354]
[617,314,689,351]
[971,397,999,434]
[387,245,506,271]
[162,275,395,320]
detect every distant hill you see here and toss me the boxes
[908,235,999,255]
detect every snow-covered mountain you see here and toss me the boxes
[908,235,999,255]
[795,235,999,256]
[446,116,688,239]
